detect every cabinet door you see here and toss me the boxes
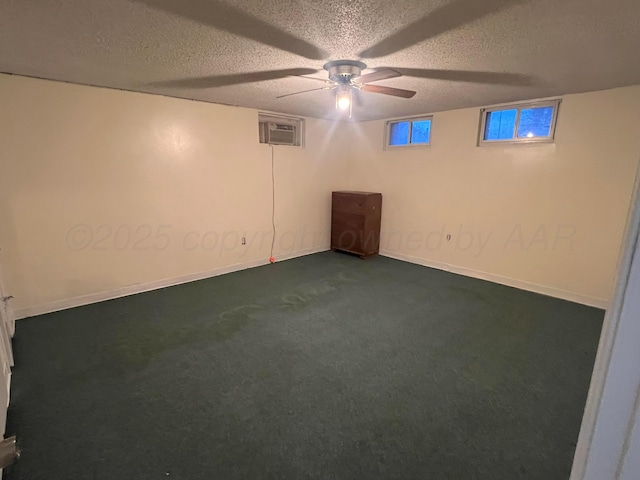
[331,212,364,254]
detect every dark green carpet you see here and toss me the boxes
[4,252,603,480]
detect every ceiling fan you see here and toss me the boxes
[138,0,534,117]
[276,60,415,118]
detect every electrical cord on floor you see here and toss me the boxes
[270,144,276,263]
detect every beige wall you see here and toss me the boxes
[1,74,638,315]
[344,86,640,306]
[0,74,350,316]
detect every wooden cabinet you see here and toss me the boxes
[331,191,382,257]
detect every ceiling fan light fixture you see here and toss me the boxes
[337,94,351,110]
[276,60,415,115]
[335,85,352,117]
[336,86,351,110]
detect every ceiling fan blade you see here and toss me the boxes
[291,75,333,84]
[361,84,416,98]
[146,68,319,89]
[352,69,401,85]
[358,0,525,58]
[135,0,329,60]
[386,68,535,86]
[276,86,335,99]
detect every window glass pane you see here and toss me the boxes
[484,109,517,141]
[389,121,410,146]
[517,106,554,138]
[411,120,431,144]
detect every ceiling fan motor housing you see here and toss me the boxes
[324,60,366,83]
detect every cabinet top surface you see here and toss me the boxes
[332,191,382,196]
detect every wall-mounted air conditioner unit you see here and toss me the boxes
[258,114,304,147]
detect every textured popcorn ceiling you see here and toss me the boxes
[1,0,639,122]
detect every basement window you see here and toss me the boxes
[385,116,433,148]
[478,99,560,145]
[258,114,304,147]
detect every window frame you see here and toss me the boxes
[478,99,561,146]
[384,115,434,149]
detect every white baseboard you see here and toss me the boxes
[14,246,330,319]
[15,246,607,318]
[380,249,609,309]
